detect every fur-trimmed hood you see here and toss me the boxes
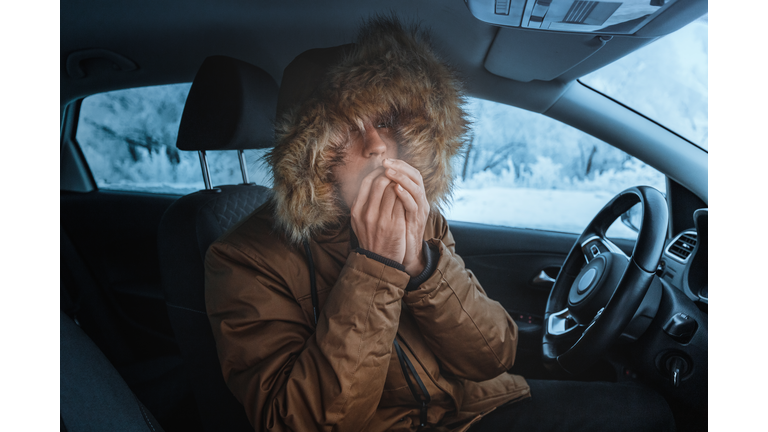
[267,17,469,244]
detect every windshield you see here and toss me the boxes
[580,15,708,150]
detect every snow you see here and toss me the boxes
[445,186,638,239]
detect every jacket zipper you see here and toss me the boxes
[304,239,431,428]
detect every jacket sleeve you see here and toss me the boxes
[205,241,410,432]
[402,214,519,382]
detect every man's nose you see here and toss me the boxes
[363,126,389,158]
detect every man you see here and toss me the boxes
[205,17,674,432]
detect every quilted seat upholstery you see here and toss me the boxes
[158,185,272,432]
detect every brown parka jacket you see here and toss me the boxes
[204,16,530,432]
[205,204,529,431]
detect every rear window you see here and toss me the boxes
[76,83,271,194]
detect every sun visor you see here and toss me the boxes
[466,0,700,36]
[484,29,611,82]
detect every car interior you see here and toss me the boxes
[60,1,708,431]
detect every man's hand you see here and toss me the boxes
[351,167,407,265]
[383,158,429,276]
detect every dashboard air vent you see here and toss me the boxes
[668,232,697,261]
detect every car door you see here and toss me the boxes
[440,97,661,377]
[449,220,636,377]
[451,222,574,376]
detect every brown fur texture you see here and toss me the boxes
[267,16,469,244]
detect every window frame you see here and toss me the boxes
[61,98,98,193]
[71,83,211,196]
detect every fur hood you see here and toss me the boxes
[267,17,469,244]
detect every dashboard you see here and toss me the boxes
[658,208,708,307]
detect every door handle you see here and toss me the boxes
[66,48,138,79]
[533,270,556,285]
[531,267,560,290]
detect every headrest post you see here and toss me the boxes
[238,150,250,185]
[198,150,213,190]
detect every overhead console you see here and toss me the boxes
[465,0,699,35]
[465,0,707,82]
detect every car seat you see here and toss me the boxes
[60,310,166,432]
[157,55,277,432]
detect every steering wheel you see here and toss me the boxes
[542,186,668,375]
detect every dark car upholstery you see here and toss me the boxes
[157,55,278,432]
[60,311,166,432]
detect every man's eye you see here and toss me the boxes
[376,123,387,128]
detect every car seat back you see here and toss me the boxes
[60,311,166,432]
[157,55,278,432]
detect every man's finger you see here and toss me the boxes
[365,173,394,226]
[380,183,398,221]
[383,158,424,187]
[393,183,419,216]
[384,164,427,209]
[392,195,406,221]
[352,166,385,214]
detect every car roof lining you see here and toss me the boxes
[60,0,705,110]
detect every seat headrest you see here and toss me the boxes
[176,56,278,151]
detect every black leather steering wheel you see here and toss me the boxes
[542,186,668,375]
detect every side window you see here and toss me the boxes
[445,98,666,239]
[76,83,271,195]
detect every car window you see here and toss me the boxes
[445,97,667,239]
[76,83,272,195]
[580,15,708,150]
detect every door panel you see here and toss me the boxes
[450,220,575,377]
[61,190,178,317]
[449,220,636,377]
[450,220,576,314]
[60,189,200,429]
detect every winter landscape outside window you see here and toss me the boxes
[75,83,272,195]
[444,97,665,239]
[580,15,708,150]
[76,84,673,239]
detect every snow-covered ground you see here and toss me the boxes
[445,186,638,239]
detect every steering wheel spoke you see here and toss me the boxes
[546,308,582,337]
[599,237,629,259]
[580,236,629,264]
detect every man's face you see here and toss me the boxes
[333,119,399,209]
